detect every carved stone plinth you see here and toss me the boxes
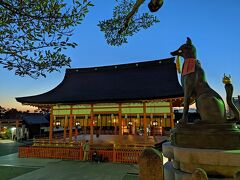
[171,123,240,150]
[139,148,163,180]
[162,142,240,179]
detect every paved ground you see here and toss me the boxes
[0,140,139,180]
[0,153,138,180]
[0,136,168,180]
[0,140,24,156]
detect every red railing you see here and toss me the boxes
[114,148,142,163]
[18,143,150,164]
[18,146,82,160]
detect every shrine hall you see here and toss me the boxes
[16,57,183,146]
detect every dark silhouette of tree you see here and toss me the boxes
[4,108,21,119]
[0,0,93,78]
[0,0,163,77]
[0,106,6,119]
[98,0,163,46]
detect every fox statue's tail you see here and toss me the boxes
[223,75,240,121]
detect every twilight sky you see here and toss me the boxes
[0,0,240,111]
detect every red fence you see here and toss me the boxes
[18,144,149,164]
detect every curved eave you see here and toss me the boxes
[18,96,184,108]
[16,57,184,107]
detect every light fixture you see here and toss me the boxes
[152,120,158,127]
[55,120,61,129]
[128,120,133,126]
[75,121,80,127]
[137,114,140,119]
[150,113,153,119]
[164,114,167,119]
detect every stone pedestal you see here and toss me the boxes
[162,142,240,179]
[139,148,163,180]
[171,123,240,150]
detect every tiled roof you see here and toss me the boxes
[16,57,183,105]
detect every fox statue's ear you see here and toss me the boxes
[186,37,192,45]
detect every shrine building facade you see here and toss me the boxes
[16,57,183,144]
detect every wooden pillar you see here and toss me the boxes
[114,120,117,135]
[99,115,102,135]
[64,116,67,142]
[118,103,123,144]
[84,115,87,135]
[90,104,94,144]
[170,99,174,128]
[16,120,19,128]
[75,127,78,142]
[143,102,147,142]
[49,106,53,144]
[69,106,73,142]
[84,126,86,135]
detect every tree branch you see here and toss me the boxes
[118,0,145,34]
[0,0,79,20]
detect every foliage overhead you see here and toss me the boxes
[98,0,160,46]
[0,0,161,78]
[0,0,93,78]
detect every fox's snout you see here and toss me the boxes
[170,50,180,56]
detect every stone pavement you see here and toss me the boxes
[0,153,139,180]
[0,140,24,157]
[0,136,169,180]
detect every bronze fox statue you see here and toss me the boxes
[170,38,239,124]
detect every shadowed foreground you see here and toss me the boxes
[0,153,139,180]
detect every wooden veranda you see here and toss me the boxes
[19,135,168,164]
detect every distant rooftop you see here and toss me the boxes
[22,113,49,125]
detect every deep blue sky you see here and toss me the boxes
[1,0,240,111]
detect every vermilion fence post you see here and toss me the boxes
[113,144,116,162]
[80,145,83,160]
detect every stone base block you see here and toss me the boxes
[162,142,240,178]
[171,123,240,150]
[164,161,233,180]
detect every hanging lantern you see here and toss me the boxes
[150,113,153,119]
[137,114,140,119]
[85,115,88,120]
[75,120,80,127]
[152,119,158,127]
[98,114,101,120]
[55,120,61,129]
[128,120,133,126]
[125,114,128,119]
[164,114,167,119]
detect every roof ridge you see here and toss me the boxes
[67,57,175,72]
